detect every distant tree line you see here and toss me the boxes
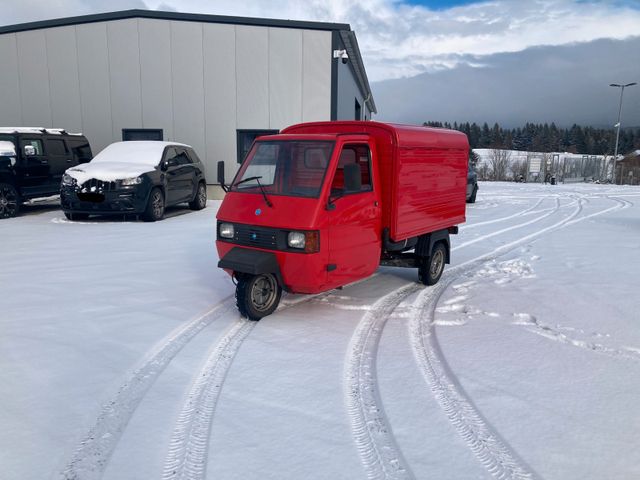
[423,121,640,155]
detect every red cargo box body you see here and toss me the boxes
[281,121,468,242]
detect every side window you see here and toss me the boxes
[67,139,92,163]
[46,139,68,156]
[331,144,372,194]
[185,148,201,164]
[164,147,179,166]
[20,138,44,156]
[175,149,191,166]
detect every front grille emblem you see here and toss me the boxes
[255,208,262,216]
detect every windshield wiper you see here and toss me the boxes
[232,175,273,208]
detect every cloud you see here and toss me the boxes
[2,1,640,81]
[372,36,640,128]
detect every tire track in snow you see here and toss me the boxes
[462,198,544,230]
[453,197,561,251]
[345,283,421,480]
[60,297,235,480]
[407,196,599,480]
[163,318,254,480]
[512,314,640,363]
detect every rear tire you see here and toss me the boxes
[0,183,20,219]
[236,273,282,320]
[142,188,165,222]
[418,242,446,286]
[64,212,90,221]
[189,182,207,210]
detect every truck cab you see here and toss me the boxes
[216,121,468,319]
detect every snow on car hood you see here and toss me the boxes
[66,161,155,184]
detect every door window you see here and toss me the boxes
[331,144,372,195]
[67,139,92,163]
[20,139,44,155]
[46,139,68,155]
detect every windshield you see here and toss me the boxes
[231,140,334,198]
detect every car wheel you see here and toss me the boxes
[0,183,20,219]
[467,185,478,204]
[418,242,446,286]
[142,188,165,222]
[236,273,282,320]
[189,182,207,210]
[64,212,90,221]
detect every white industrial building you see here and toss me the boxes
[0,10,376,185]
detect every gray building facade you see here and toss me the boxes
[0,10,376,184]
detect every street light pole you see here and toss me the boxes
[610,82,637,184]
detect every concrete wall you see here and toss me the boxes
[0,19,333,182]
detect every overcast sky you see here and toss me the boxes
[2,0,639,127]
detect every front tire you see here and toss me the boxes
[418,242,446,286]
[142,188,165,222]
[189,182,207,210]
[0,183,20,219]
[236,273,282,320]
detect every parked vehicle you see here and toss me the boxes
[0,128,92,218]
[466,163,478,203]
[61,141,207,221]
[216,121,468,319]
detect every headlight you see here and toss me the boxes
[288,231,320,253]
[287,231,306,249]
[62,174,76,186]
[219,223,234,239]
[121,177,142,186]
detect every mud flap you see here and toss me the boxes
[218,247,283,285]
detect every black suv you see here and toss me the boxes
[60,141,207,222]
[0,128,92,218]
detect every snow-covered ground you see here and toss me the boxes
[1,182,639,480]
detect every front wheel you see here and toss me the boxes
[142,188,165,222]
[418,243,446,286]
[236,273,282,320]
[0,183,20,219]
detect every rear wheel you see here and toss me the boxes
[236,273,282,320]
[418,242,446,286]
[142,188,165,222]
[189,182,207,210]
[64,212,90,221]
[0,183,20,219]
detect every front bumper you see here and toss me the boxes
[60,184,148,214]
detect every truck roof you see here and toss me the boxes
[281,121,468,150]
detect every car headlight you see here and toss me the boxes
[62,174,76,186]
[287,231,306,249]
[288,231,320,253]
[121,177,142,186]
[219,223,235,239]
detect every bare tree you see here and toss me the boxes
[488,149,511,181]
[509,159,528,181]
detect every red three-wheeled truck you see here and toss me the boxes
[216,121,469,319]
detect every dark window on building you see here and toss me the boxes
[355,99,362,121]
[237,129,278,164]
[45,139,68,155]
[122,128,163,141]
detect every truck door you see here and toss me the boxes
[17,137,50,195]
[44,137,73,189]
[326,142,381,287]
